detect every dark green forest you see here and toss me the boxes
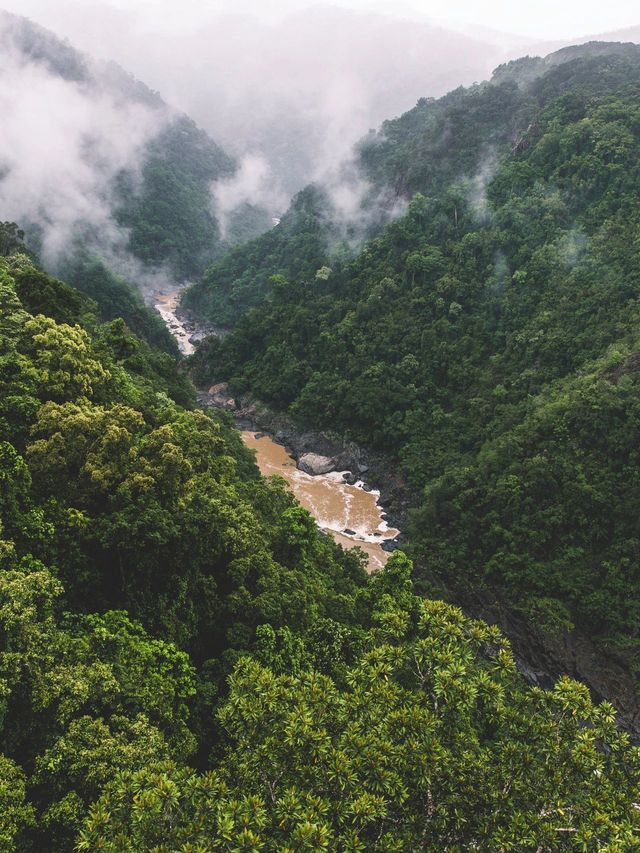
[115,116,236,280]
[1,245,639,848]
[190,44,640,655]
[4,30,640,851]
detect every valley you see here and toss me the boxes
[155,286,400,569]
[3,8,640,848]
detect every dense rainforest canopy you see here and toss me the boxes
[1,246,639,849]
[4,29,640,851]
[189,43,640,661]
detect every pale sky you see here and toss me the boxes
[2,0,639,41]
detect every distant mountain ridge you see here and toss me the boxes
[0,9,271,283]
[0,9,165,106]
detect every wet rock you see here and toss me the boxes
[298,453,336,475]
[255,432,266,440]
[357,462,369,474]
[343,528,356,536]
[362,483,372,492]
[342,472,358,485]
[381,538,400,553]
[224,399,236,409]
[243,406,259,420]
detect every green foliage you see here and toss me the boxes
[0,755,34,851]
[0,255,369,849]
[116,116,235,279]
[0,222,26,258]
[10,256,91,327]
[61,256,178,353]
[80,564,640,849]
[5,44,640,852]
[184,185,335,325]
[194,46,640,650]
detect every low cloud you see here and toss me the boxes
[0,15,166,269]
[212,153,289,239]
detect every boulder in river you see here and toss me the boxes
[343,528,357,536]
[298,453,336,475]
[208,382,228,395]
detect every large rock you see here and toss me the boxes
[297,453,336,475]
[208,382,228,395]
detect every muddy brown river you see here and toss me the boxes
[155,288,399,571]
[242,432,399,571]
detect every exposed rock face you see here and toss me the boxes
[297,453,336,475]
[208,382,228,395]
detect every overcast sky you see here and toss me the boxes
[1,0,639,41]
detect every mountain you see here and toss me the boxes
[6,4,530,204]
[0,8,274,341]
[188,42,640,707]
[0,10,238,271]
[186,40,640,325]
[0,240,637,849]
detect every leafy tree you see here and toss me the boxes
[80,559,640,851]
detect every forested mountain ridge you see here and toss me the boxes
[358,40,640,197]
[0,10,240,279]
[188,43,640,689]
[1,245,640,848]
[183,185,336,326]
[184,41,640,324]
[0,9,288,362]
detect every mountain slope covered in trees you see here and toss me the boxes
[0,7,277,323]
[188,43,640,673]
[0,10,237,276]
[1,247,639,849]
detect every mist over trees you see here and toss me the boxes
[2,3,640,850]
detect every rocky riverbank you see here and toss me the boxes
[193,380,640,738]
[196,383,408,551]
[174,305,228,346]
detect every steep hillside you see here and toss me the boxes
[186,42,640,325]
[183,185,335,326]
[0,11,270,293]
[0,245,638,848]
[189,44,640,683]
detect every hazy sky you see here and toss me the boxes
[1,0,639,41]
